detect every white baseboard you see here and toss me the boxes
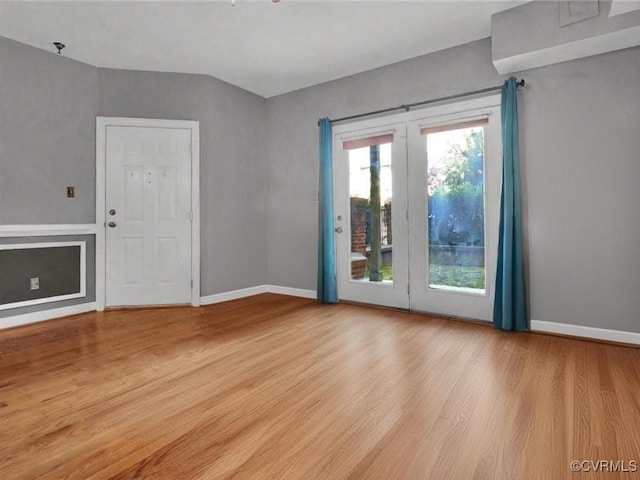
[200,284,317,305]
[200,285,269,305]
[0,302,97,331]
[0,284,316,330]
[531,319,640,346]
[265,285,317,299]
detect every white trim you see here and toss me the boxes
[96,118,106,311]
[200,285,317,305]
[265,285,317,299]
[531,320,640,346]
[0,302,96,331]
[191,124,201,307]
[96,117,200,311]
[0,224,96,237]
[200,285,269,305]
[0,241,86,311]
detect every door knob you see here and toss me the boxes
[108,221,117,228]
[335,227,343,233]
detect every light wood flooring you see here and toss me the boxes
[1,293,639,479]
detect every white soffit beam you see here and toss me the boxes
[492,0,640,75]
[609,0,640,17]
[493,24,640,74]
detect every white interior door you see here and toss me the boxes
[105,125,193,307]
[407,106,502,320]
[334,124,409,309]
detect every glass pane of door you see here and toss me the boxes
[425,125,486,293]
[348,143,393,284]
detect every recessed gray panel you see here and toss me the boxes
[0,246,81,305]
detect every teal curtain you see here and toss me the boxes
[317,118,338,303]
[493,77,528,331]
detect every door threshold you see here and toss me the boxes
[105,303,192,311]
[408,308,492,326]
[339,299,492,326]
[339,299,409,313]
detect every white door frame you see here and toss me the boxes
[95,117,200,311]
[332,95,502,316]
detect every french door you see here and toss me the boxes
[407,108,501,320]
[334,124,409,309]
[334,98,501,321]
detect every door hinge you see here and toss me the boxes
[191,279,193,289]
[190,211,194,221]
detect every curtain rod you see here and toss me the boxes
[323,79,525,125]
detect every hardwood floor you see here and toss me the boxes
[1,294,639,479]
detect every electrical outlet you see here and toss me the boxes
[30,277,39,291]
[67,186,75,198]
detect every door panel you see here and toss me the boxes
[408,108,501,320]
[334,124,409,309]
[122,237,144,285]
[105,126,192,307]
[157,237,178,284]
[123,166,144,221]
[157,167,178,220]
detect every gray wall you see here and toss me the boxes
[519,46,640,333]
[264,38,640,334]
[0,35,267,317]
[0,37,98,224]
[97,69,268,296]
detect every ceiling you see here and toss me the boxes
[0,1,525,98]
